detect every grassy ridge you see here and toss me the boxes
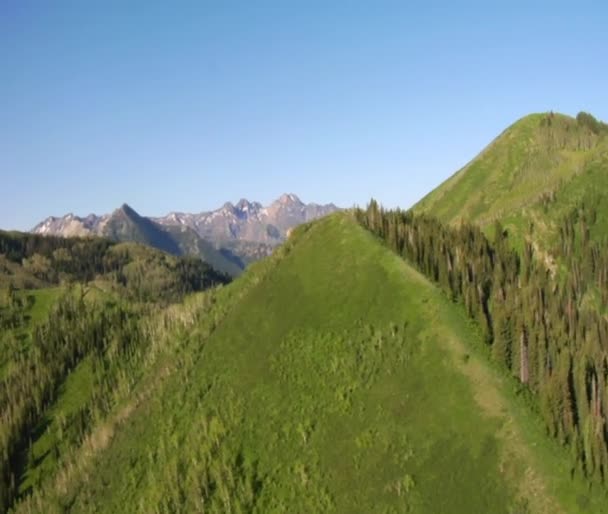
[414,112,608,245]
[14,214,604,513]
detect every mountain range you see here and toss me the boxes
[32,194,339,275]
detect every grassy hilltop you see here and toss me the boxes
[414,112,608,252]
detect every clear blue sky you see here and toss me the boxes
[1,2,607,230]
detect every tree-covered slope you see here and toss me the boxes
[13,214,605,513]
[414,112,608,242]
[0,230,232,512]
[359,199,608,500]
[0,230,230,302]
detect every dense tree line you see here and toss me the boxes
[0,286,34,330]
[0,230,230,303]
[0,231,113,277]
[576,111,608,135]
[356,200,608,484]
[106,250,230,303]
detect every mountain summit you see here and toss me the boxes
[414,111,608,226]
[412,112,608,254]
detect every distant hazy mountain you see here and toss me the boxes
[152,193,339,244]
[32,194,340,274]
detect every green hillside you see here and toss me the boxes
[414,112,608,248]
[0,229,232,512]
[12,214,605,513]
[0,230,230,303]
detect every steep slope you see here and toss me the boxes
[158,224,243,277]
[414,112,608,236]
[101,204,182,255]
[14,214,604,513]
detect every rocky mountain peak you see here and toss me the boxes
[277,193,303,206]
[118,203,136,214]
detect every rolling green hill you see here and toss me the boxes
[11,214,606,513]
[414,112,608,251]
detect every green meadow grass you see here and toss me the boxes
[415,112,608,247]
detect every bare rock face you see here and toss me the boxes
[152,193,339,246]
[32,212,110,237]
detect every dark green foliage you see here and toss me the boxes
[576,112,608,135]
[105,245,230,303]
[356,201,608,485]
[0,286,34,330]
[0,272,227,512]
[0,230,230,303]
[0,292,148,511]
[0,231,230,512]
[0,230,113,279]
